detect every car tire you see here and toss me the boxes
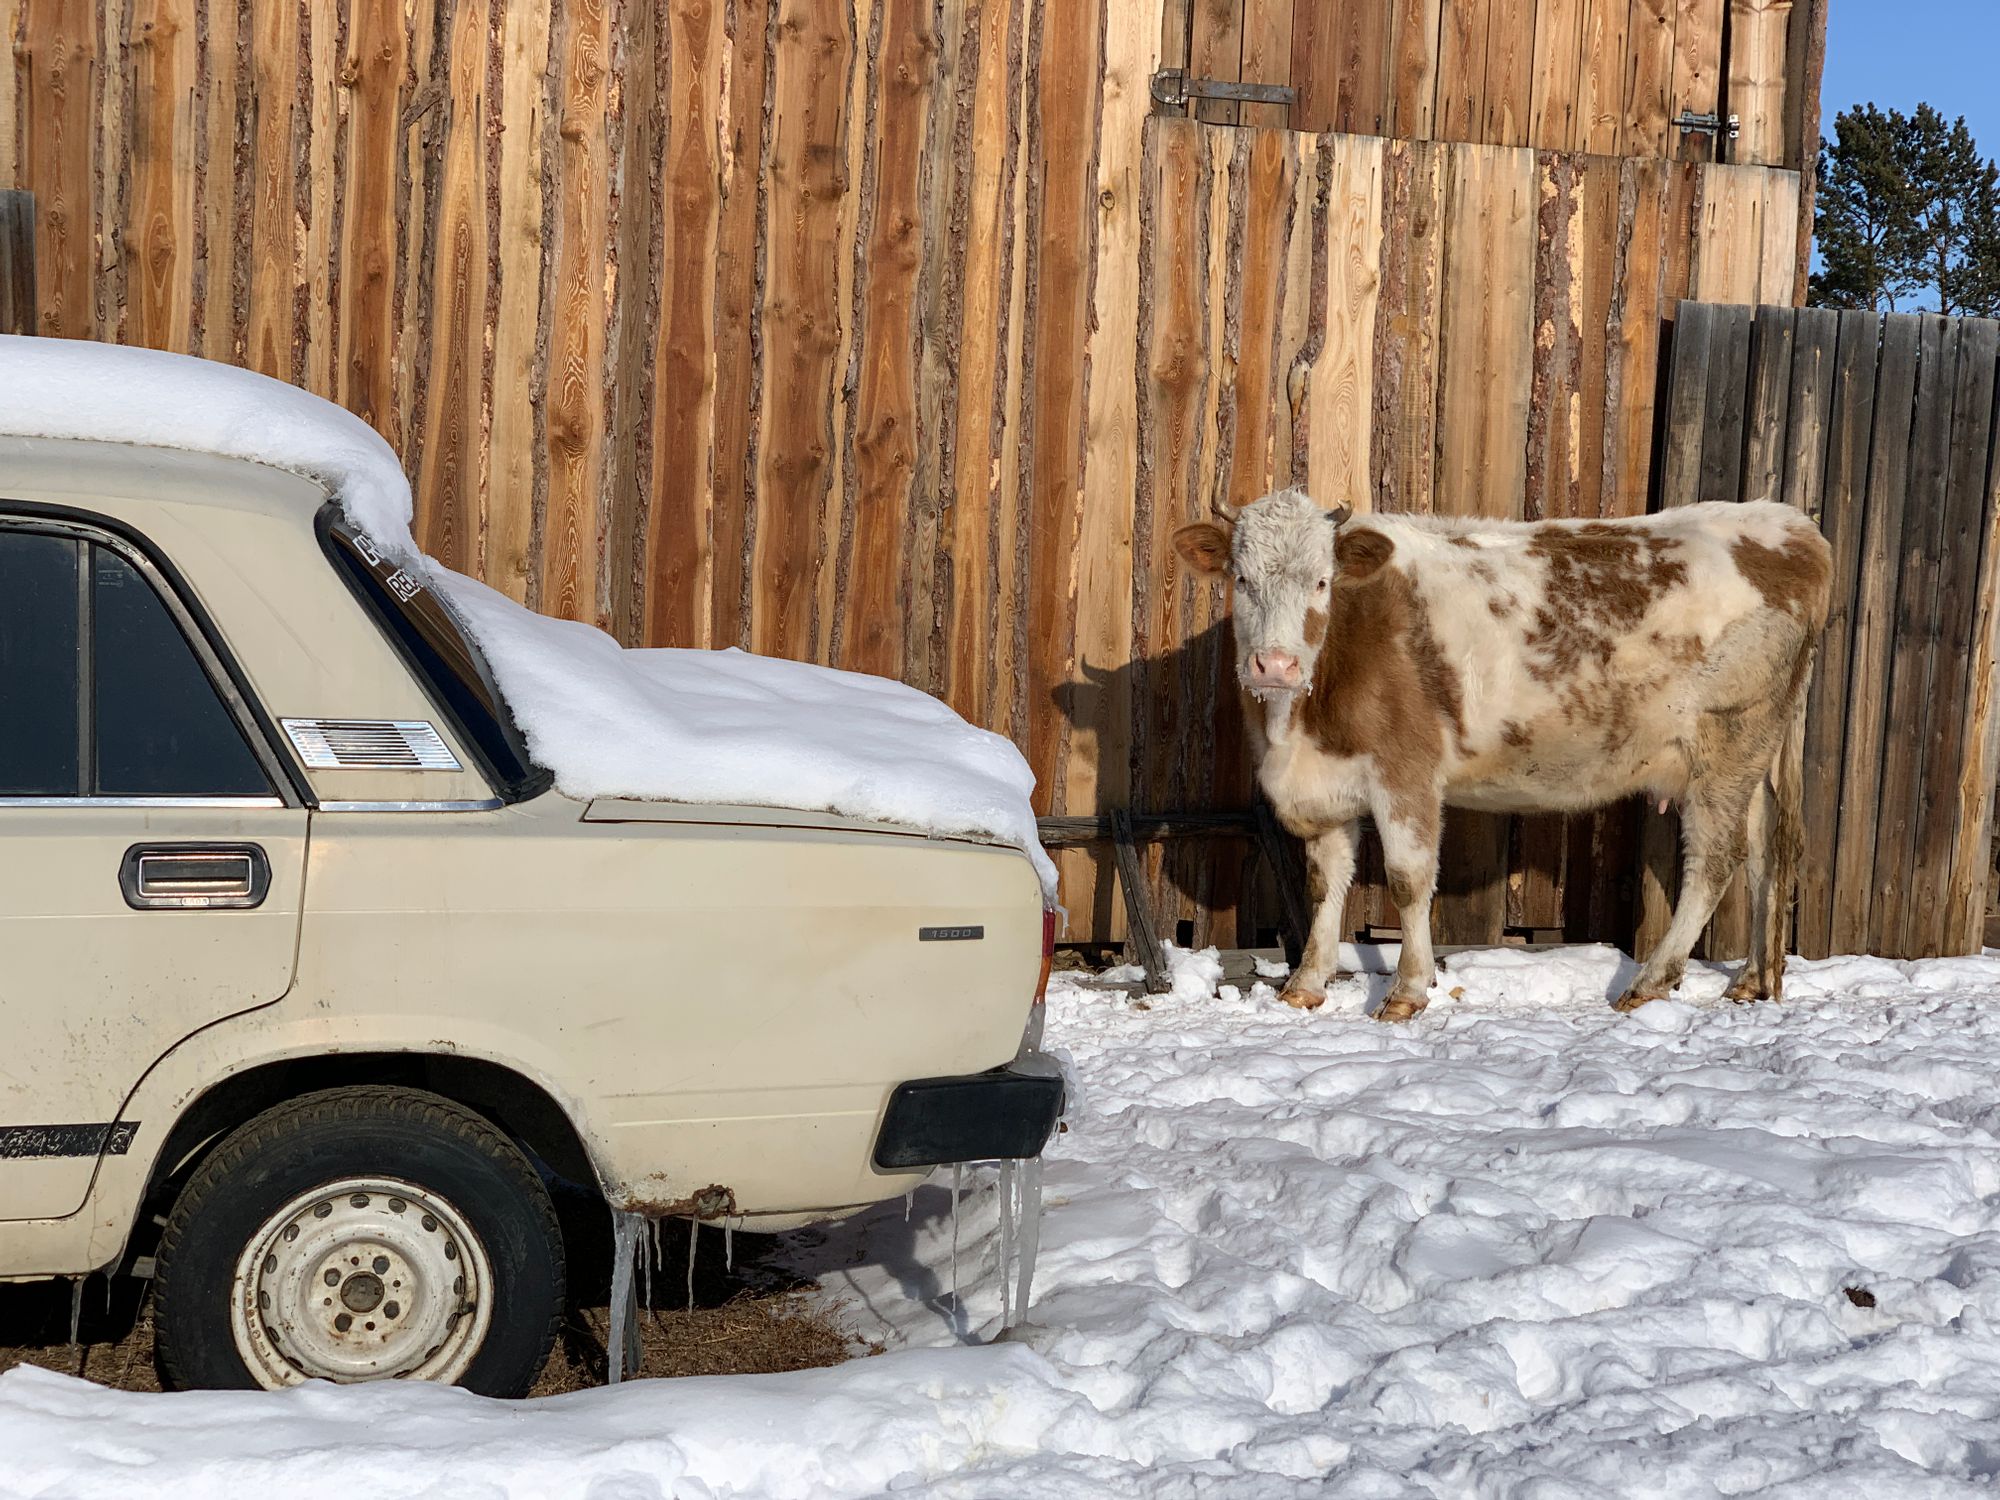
[153,1085,563,1397]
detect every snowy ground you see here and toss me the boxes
[8,945,2000,1498]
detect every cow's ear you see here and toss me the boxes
[1334,527,1394,583]
[1173,521,1233,576]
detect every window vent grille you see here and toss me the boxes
[280,719,462,772]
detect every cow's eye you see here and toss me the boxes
[1234,574,1249,589]
[1315,576,1330,592]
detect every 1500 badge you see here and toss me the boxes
[919,926,984,942]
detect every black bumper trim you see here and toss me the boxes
[872,1056,1065,1170]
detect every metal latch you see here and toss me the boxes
[1150,69,1297,110]
[1674,110,1740,141]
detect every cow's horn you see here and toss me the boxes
[1326,503,1352,527]
[1212,499,1239,523]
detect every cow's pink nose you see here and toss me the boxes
[1249,650,1302,689]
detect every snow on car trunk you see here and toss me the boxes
[0,337,1055,892]
[8,948,2000,1496]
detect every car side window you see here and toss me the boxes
[0,528,272,799]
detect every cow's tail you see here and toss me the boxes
[1765,644,1812,990]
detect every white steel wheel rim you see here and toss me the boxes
[229,1176,495,1388]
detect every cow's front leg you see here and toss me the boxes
[1376,801,1443,1023]
[1280,821,1359,1009]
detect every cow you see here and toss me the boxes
[1173,490,1832,1020]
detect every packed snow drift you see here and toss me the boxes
[0,337,1053,889]
[9,946,2000,1497]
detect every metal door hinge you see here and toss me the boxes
[1151,68,1297,111]
[1675,110,1740,141]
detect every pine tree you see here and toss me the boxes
[1809,104,2000,317]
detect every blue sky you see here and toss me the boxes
[1819,2,1999,155]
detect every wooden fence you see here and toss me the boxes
[0,0,1821,950]
[1653,303,2000,962]
[1172,0,1828,171]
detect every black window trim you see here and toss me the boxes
[0,502,310,809]
[314,503,550,806]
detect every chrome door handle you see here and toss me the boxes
[120,844,271,910]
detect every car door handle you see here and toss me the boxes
[120,844,271,911]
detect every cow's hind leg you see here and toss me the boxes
[1615,768,1759,1012]
[1280,821,1358,1010]
[1376,805,1442,1023]
[1724,779,1777,1003]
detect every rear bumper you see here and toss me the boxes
[872,1052,1066,1170]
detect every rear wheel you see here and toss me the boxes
[153,1085,563,1396]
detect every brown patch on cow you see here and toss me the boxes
[1295,564,1454,826]
[1334,527,1395,583]
[1303,607,1328,647]
[1647,630,1707,666]
[1500,720,1531,747]
[1173,521,1233,576]
[1732,532,1833,627]
[1386,869,1420,909]
[1488,592,1517,619]
[1523,525,1689,685]
[1468,559,1497,585]
[1447,534,1479,550]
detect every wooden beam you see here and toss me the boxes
[1111,810,1172,994]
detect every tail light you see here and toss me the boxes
[1034,907,1056,1005]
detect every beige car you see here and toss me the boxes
[0,434,1060,1395]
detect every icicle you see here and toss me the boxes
[1012,1156,1044,1325]
[905,1190,914,1222]
[641,1219,653,1314]
[724,1218,735,1273]
[606,1210,645,1384]
[950,1164,963,1307]
[998,1160,1018,1329]
[687,1218,699,1311]
[68,1277,83,1348]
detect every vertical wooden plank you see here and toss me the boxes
[1795,308,1876,957]
[1188,0,1242,125]
[1740,303,1796,503]
[1946,334,2000,949]
[414,0,494,578]
[1022,0,1105,818]
[1524,150,1582,524]
[1696,302,1751,504]
[1757,169,1801,304]
[536,0,614,627]
[1225,129,1298,507]
[244,0,300,379]
[1690,162,1767,304]
[1434,142,1534,519]
[0,0,17,183]
[944,0,1025,727]
[1727,0,1791,167]
[840,0,936,678]
[1371,136,1444,514]
[1304,134,1385,517]
[1605,158,1674,514]
[194,0,243,361]
[125,0,198,351]
[1670,0,1721,161]
[1527,0,1584,151]
[1906,318,1999,955]
[1313,0,1396,137]
[334,0,405,440]
[1870,317,1958,956]
[0,192,32,332]
[750,0,854,659]
[1064,0,1162,935]
[1482,0,1534,147]
[1828,314,1919,951]
[1574,0,1630,154]
[1625,0,1675,159]
[300,0,338,394]
[1273,132,1326,490]
[1433,0,1488,145]
[1240,0,1294,129]
[1388,0,1443,140]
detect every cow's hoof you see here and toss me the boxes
[1278,982,1327,1011]
[1375,991,1428,1023]
[1613,988,1665,1013]
[1723,978,1766,1004]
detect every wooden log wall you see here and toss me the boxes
[1654,303,2000,962]
[1,0,1816,951]
[1192,0,1829,171]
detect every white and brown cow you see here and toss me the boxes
[1174,491,1832,1020]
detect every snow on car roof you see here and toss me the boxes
[0,337,1054,891]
